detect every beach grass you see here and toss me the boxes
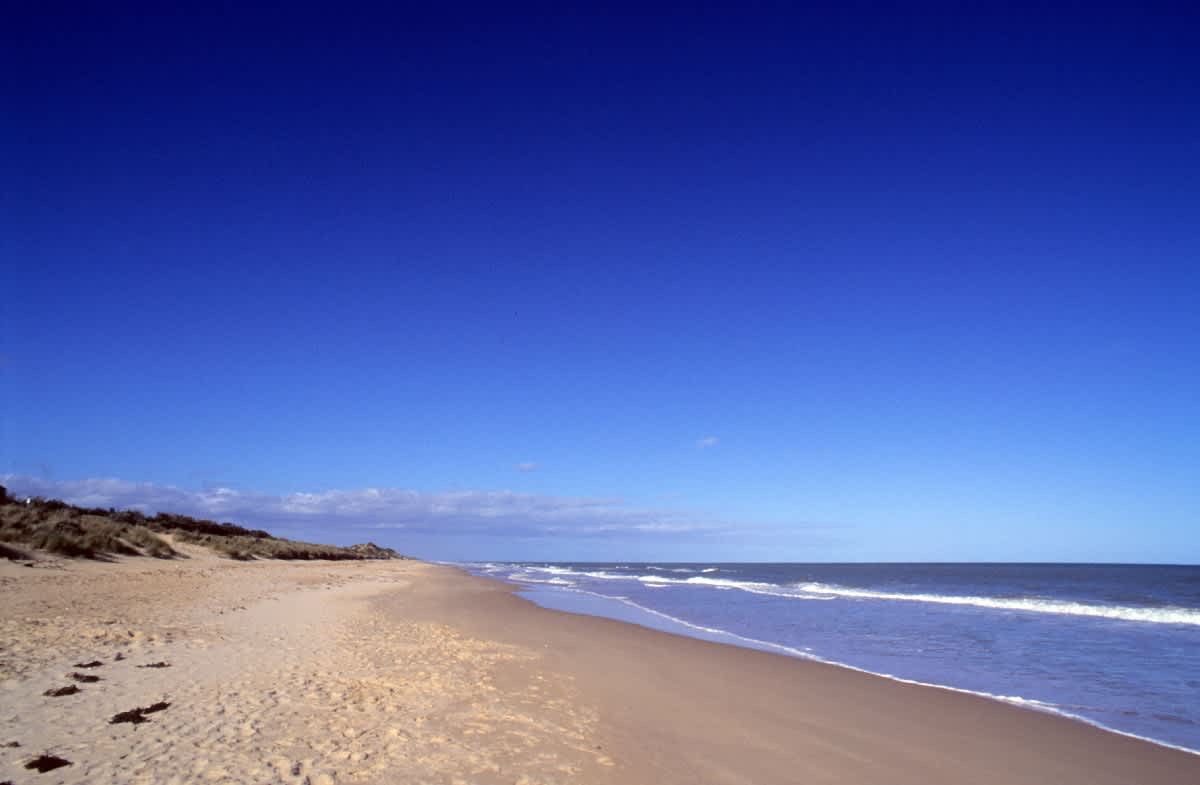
[0,485,402,562]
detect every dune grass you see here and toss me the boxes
[0,485,403,562]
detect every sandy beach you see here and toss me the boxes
[2,549,1197,785]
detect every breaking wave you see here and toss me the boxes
[789,582,1200,626]
[481,564,1200,626]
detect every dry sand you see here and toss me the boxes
[1,547,1196,784]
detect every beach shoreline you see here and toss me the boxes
[2,553,1197,784]
[481,567,1200,759]
[399,563,1200,784]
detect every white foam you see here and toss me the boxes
[789,582,1200,626]
[520,568,831,599]
[511,576,575,586]
[479,565,1200,626]
[682,575,831,598]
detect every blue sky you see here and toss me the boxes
[4,4,1198,562]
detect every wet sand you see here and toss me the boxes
[1,551,1196,784]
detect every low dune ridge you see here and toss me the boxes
[0,486,403,563]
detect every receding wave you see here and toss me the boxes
[790,582,1200,626]
[556,589,1129,731]
[553,590,1161,743]
[568,589,817,660]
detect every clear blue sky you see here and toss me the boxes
[4,3,1198,562]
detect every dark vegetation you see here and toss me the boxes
[110,701,170,725]
[25,754,71,773]
[0,485,404,562]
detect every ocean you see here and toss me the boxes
[462,562,1200,753]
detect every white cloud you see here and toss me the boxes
[0,474,724,541]
[514,462,538,473]
[696,436,719,449]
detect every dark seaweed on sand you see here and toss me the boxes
[69,672,101,683]
[137,661,171,668]
[25,754,71,772]
[110,708,150,725]
[73,660,103,668]
[43,685,80,697]
[110,701,171,725]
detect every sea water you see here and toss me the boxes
[461,562,1200,753]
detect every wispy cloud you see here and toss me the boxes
[696,436,719,449]
[0,474,726,541]
[514,462,538,473]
